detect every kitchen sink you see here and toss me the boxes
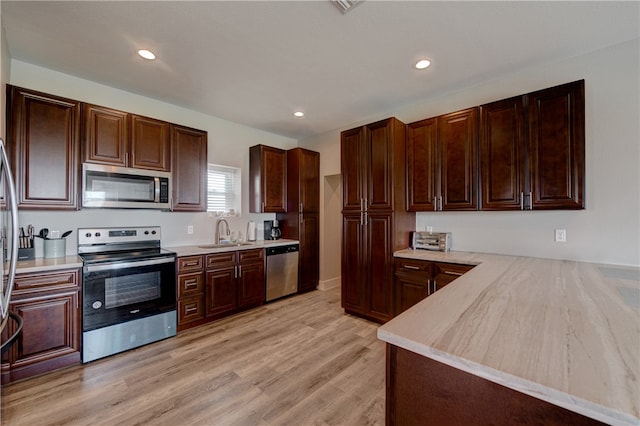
[198,242,255,249]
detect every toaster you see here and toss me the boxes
[411,231,452,252]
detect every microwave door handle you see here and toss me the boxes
[154,177,160,202]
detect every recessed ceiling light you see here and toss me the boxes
[294,111,304,118]
[415,59,431,70]
[138,49,156,60]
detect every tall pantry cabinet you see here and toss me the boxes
[276,148,320,293]
[341,118,415,323]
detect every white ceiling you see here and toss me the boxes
[2,1,638,140]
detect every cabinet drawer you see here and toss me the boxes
[177,255,204,273]
[178,295,205,324]
[178,272,204,298]
[13,270,80,295]
[238,249,264,265]
[206,252,237,269]
[394,258,431,276]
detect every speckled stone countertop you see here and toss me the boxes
[378,249,639,425]
[15,255,83,274]
[166,239,299,257]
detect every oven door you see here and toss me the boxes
[83,256,176,331]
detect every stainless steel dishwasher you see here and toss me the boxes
[265,243,299,302]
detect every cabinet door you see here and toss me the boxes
[83,103,128,166]
[407,118,439,211]
[366,119,395,211]
[395,275,430,316]
[366,212,394,322]
[341,213,366,315]
[249,145,287,212]
[237,261,265,309]
[171,124,208,211]
[6,291,80,381]
[205,267,237,317]
[432,262,474,292]
[8,86,80,210]
[341,126,366,211]
[439,107,478,211]
[130,114,171,171]
[528,80,585,209]
[480,97,526,210]
[299,212,319,293]
[299,149,320,212]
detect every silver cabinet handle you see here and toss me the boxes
[300,203,304,224]
[234,265,238,279]
[403,265,420,270]
[528,191,533,210]
[520,192,524,210]
[359,198,364,226]
[238,265,242,277]
[439,196,443,211]
[364,198,368,225]
[443,270,465,276]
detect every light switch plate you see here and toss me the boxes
[187,225,194,235]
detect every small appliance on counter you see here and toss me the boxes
[411,231,452,252]
[263,220,282,240]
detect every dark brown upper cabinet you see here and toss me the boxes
[171,124,208,212]
[249,145,287,213]
[83,103,128,167]
[407,107,479,211]
[7,86,80,210]
[83,105,170,172]
[479,80,585,210]
[479,96,526,210]
[527,80,585,209]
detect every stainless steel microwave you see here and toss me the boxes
[82,163,172,210]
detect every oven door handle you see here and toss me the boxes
[84,256,175,273]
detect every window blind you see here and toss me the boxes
[207,164,240,213]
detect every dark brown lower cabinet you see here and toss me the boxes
[386,344,604,426]
[394,258,474,316]
[342,212,398,323]
[178,249,265,331]
[1,269,81,384]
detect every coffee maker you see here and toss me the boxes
[263,220,281,240]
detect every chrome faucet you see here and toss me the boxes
[215,219,230,244]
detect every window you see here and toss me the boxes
[207,164,241,215]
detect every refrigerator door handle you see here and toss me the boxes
[0,138,19,327]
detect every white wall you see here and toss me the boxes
[301,38,640,269]
[9,60,298,253]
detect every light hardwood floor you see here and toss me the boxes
[1,287,385,425]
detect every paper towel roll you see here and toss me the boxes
[246,221,256,241]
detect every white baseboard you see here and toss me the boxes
[318,276,341,291]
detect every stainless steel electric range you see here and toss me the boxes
[78,226,176,363]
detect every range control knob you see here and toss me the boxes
[85,232,91,238]
[144,231,149,235]
[95,232,101,237]
[151,230,157,235]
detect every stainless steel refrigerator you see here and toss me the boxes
[0,137,21,352]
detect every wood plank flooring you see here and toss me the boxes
[1,287,385,425]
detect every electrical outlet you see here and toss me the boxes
[554,229,566,242]
[187,225,194,235]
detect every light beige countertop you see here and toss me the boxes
[166,239,299,257]
[378,249,640,425]
[15,255,83,274]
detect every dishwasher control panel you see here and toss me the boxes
[266,244,299,256]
